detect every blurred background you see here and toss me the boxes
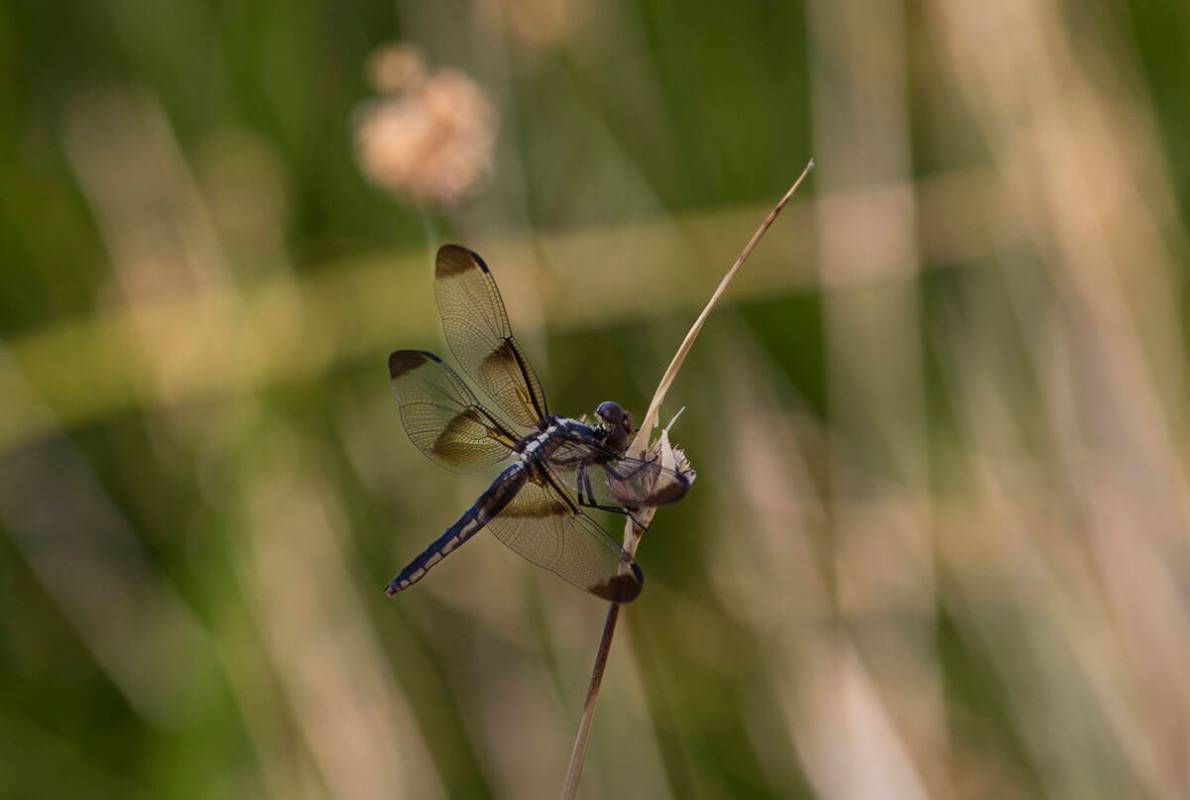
[2,0,1190,797]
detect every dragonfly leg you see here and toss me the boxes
[577,463,626,514]
[573,462,654,530]
[576,496,651,531]
[575,470,651,531]
[578,463,598,505]
[576,495,628,516]
[624,508,650,531]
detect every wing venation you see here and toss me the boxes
[388,349,517,473]
[435,245,550,428]
[547,438,693,511]
[485,472,643,602]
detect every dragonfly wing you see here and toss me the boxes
[434,245,550,428]
[548,439,693,511]
[485,470,644,602]
[389,349,520,473]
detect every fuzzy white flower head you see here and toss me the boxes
[354,52,496,206]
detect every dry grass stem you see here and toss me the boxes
[629,158,816,458]
[559,159,815,799]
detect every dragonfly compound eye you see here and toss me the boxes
[595,400,627,426]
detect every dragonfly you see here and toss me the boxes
[385,245,691,602]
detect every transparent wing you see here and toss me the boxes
[388,349,519,473]
[434,244,550,428]
[486,474,644,602]
[547,439,693,511]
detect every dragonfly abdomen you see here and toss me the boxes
[385,463,528,596]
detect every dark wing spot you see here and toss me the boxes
[590,562,644,603]
[479,339,520,375]
[610,459,694,509]
[389,349,431,378]
[469,249,491,273]
[499,497,567,519]
[429,409,488,465]
[436,244,486,277]
[643,473,691,507]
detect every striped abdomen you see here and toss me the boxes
[385,462,527,596]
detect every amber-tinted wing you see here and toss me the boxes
[485,472,643,602]
[434,245,550,429]
[547,439,693,511]
[388,349,520,473]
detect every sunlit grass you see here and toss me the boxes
[2,0,1189,798]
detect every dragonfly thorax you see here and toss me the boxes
[515,418,596,458]
[517,424,560,459]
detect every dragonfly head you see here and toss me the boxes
[595,401,633,453]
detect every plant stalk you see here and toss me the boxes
[559,159,814,799]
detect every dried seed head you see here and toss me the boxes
[354,61,497,206]
[649,423,696,494]
[606,414,696,511]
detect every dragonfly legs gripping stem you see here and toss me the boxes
[574,463,651,532]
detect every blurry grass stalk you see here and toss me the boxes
[1,164,1005,456]
[559,159,815,799]
[58,88,446,797]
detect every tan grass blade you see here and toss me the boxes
[560,159,815,799]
